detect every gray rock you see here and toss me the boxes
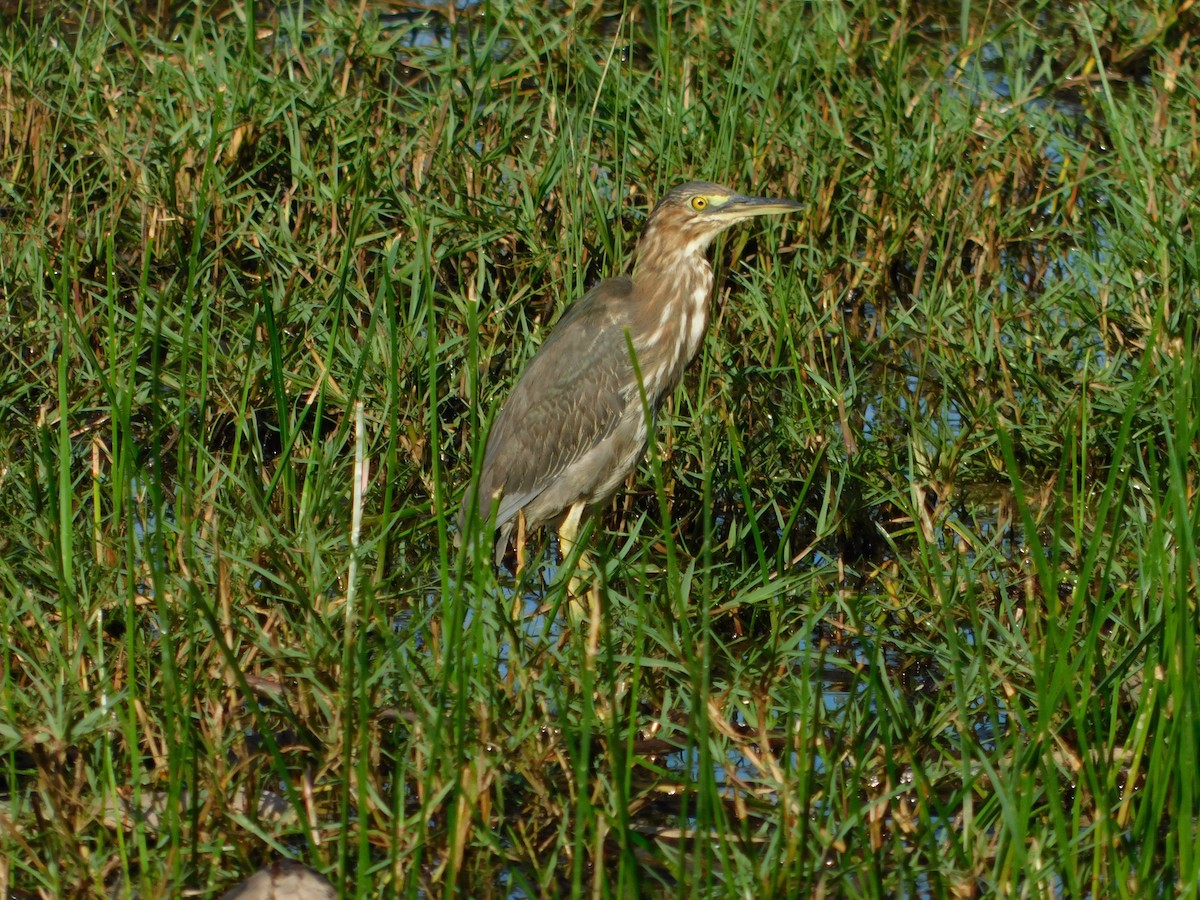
[221,861,337,900]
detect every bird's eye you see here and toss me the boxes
[691,196,708,211]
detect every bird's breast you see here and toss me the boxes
[680,263,714,361]
[633,256,713,402]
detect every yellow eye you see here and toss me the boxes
[690,196,708,211]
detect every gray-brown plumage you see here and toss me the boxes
[462,181,802,563]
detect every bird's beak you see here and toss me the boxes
[716,194,805,220]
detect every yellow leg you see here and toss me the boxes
[585,580,602,659]
[558,502,583,560]
[508,510,526,623]
[515,509,527,576]
[558,502,591,622]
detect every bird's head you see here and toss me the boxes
[638,181,803,263]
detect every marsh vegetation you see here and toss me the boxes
[1,0,1198,895]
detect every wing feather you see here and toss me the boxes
[475,276,639,528]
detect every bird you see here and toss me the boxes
[461,181,803,566]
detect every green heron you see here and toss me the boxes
[462,181,802,566]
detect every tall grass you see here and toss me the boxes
[1,0,1198,895]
